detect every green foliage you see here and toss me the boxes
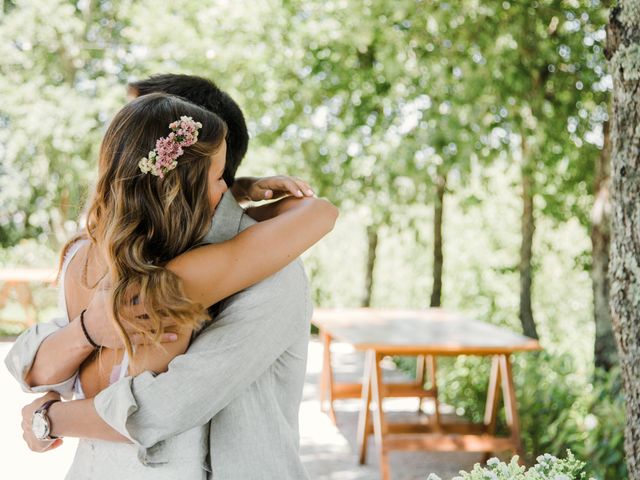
[0,2,625,476]
[0,0,131,248]
[0,0,611,245]
[397,353,626,479]
[457,0,609,226]
[0,239,58,267]
[427,451,592,480]
[549,368,627,480]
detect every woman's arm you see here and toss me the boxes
[25,296,179,389]
[123,178,320,376]
[77,331,191,399]
[34,195,335,396]
[78,196,336,396]
[169,196,337,307]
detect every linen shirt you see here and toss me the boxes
[6,191,312,479]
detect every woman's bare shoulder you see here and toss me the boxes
[65,241,89,275]
[63,240,105,319]
[65,241,106,287]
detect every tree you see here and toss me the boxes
[395,3,490,308]
[464,1,609,339]
[272,0,495,308]
[591,118,618,370]
[0,0,135,248]
[265,0,429,307]
[606,1,640,476]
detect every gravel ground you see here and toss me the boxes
[0,337,480,479]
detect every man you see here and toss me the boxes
[6,74,313,479]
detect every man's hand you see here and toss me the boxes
[21,392,63,452]
[82,281,178,349]
[233,176,314,202]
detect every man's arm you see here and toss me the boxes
[5,317,82,399]
[44,261,310,448]
[21,391,128,453]
[6,299,179,396]
[23,314,95,387]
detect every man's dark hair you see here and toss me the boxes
[128,74,249,186]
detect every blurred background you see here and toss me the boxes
[0,0,625,479]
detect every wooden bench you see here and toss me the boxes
[313,308,541,480]
[0,268,57,327]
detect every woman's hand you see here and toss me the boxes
[21,392,64,453]
[232,176,314,202]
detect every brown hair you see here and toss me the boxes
[62,92,227,358]
[128,74,249,187]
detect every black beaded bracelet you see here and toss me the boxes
[79,309,101,349]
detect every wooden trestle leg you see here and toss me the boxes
[499,354,524,459]
[371,351,391,480]
[320,330,337,424]
[416,355,426,413]
[427,355,441,429]
[482,355,501,462]
[357,349,374,464]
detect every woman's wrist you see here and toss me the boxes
[70,314,100,355]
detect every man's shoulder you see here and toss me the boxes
[238,212,309,291]
[213,210,309,304]
[242,258,307,296]
[208,258,310,331]
[217,260,307,316]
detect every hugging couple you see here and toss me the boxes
[6,73,338,479]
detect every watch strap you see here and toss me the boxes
[35,399,61,439]
[35,399,60,415]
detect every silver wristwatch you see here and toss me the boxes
[31,399,60,440]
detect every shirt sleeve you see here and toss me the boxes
[4,317,78,399]
[93,259,311,449]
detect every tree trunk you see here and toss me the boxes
[362,224,379,307]
[591,119,618,371]
[606,4,640,477]
[430,174,446,307]
[519,137,539,339]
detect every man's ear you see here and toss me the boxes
[126,85,140,101]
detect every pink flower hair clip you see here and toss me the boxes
[138,116,203,178]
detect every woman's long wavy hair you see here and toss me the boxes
[62,92,227,358]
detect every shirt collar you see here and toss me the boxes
[202,191,244,244]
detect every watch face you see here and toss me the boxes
[32,413,49,440]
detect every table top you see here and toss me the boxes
[312,308,541,355]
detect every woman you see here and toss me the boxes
[17,92,338,478]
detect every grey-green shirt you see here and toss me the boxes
[6,191,312,479]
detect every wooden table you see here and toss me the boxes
[313,308,541,480]
[0,269,57,327]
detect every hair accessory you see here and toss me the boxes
[138,116,203,178]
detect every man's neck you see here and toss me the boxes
[202,191,244,244]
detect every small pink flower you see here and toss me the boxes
[139,116,202,177]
